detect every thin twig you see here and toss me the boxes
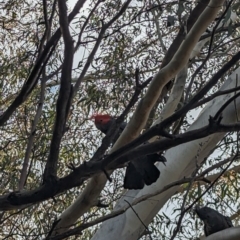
[185,154,238,212]
[124,200,153,240]
[191,85,240,109]
[73,0,132,95]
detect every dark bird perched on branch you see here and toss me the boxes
[195,206,233,236]
[91,113,166,190]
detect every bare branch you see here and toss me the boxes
[43,0,74,180]
[2,119,240,211]
[18,72,47,190]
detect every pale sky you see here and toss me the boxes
[68,0,89,9]
[68,0,78,8]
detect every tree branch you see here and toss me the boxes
[43,0,74,180]
[18,71,47,190]
[2,120,240,211]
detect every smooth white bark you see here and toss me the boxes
[91,67,240,240]
[204,227,240,240]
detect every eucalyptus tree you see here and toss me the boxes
[0,0,240,239]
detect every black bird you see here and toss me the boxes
[91,113,166,189]
[195,206,233,236]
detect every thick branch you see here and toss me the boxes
[2,121,240,211]
[43,0,74,180]
[161,0,210,68]
[104,50,240,161]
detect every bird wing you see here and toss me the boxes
[124,162,144,190]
